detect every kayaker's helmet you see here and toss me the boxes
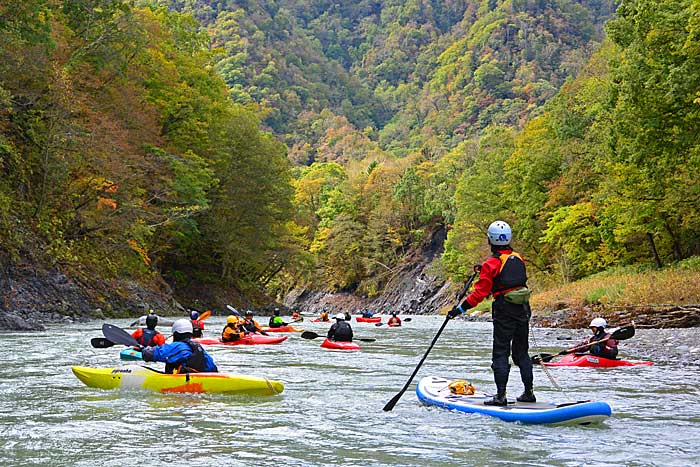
[335,313,345,321]
[172,318,193,339]
[145,314,158,330]
[190,310,199,320]
[487,220,512,246]
[227,315,237,324]
[245,310,254,318]
[590,317,607,329]
[274,308,280,316]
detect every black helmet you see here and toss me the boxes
[274,308,280,316]
[146,314,158,330]
[245,310,254,317]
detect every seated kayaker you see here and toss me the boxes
[221,315,243,342]
[291,311,301,321]
[141,319,218,373]
[361,309,373,318]
[131,314,166,347]
[241,311,269,335]
[318,310,330,322]
[327,313,353,342]
[577,318,618,359]
[387,313,402,326]
[344,311,352,321]
[190,310,205,338]
[268,309,288,328]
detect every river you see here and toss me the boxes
[1,316,698,466]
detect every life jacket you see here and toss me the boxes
[589,331,619,359]
[168,340,207,374]
[241,320,260,334]
[269,316,284,328]
[492,251,527,296]
[329,321,353,342]
[388,316,401,325]
[191,319,203,338]
[136,328,159,347]
[221,324,241,342]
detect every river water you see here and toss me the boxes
[1,316,698,466]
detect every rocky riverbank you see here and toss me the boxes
[0,263,180,331]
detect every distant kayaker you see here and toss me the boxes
[578,318,618,359]
[327,313,353,342]
[318,310,330,322]
[131,314,166,347]
[141,319,218,373]
[291,311,302,321]
[344,311,352,321]
[190,310,205,338]
[361,309,373,318]
[387,313,402,327]
[268,309,287,328]
[241,311,269,335]
[221,315,243,342]
[448,220,535,406]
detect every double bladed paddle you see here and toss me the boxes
[300,331,376,342]
[531,324,636,364]
[375,317,412,327]
[90,323,141,349]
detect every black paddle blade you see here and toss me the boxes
[375,323,384,327]
[301,331,320,340]
[91,337,115,348]
[531,353,555,364]
[357,338,376,342]
[383,392,403,412]
[102,323,139,347]
[403,318,412,322]
[611,325,635,341]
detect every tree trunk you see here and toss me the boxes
[647,232,662,268]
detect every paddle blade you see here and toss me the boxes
[531,353,555,364]
[199,310,212,321]
[375,322,384,327]
[91,337,115,348]
[403,318,412,322]
[383,392,403,412]
[357,338,376,342]
[611,325,635,341]
[226,305,241,317]
[301,331,320,340]
[102,323,139,347]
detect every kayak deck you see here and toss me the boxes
[544,354,654,367]
[72,365,284,395]
[417,376,611,425]
[195,335,288,345]
[320,338,361,351]
[119,348,142,361]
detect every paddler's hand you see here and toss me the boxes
[447,307,462,319]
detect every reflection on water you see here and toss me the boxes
[1,317,699,466]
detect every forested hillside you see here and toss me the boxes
[0,1,299,318]
[1,1,699,323]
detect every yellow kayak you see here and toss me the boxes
[72,365,284,396]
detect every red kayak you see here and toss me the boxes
[195,335,288,346]
[356,316,381,323]
[544,354,654,367]
[321,338,361,351]
[310,319,331,323]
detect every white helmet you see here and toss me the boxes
[335,313,345,320]
[590,318,607,328]
[487,221,512,245]
[172,318,193,334]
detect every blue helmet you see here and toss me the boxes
[190,310,199,320]
[487,221,512,246]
